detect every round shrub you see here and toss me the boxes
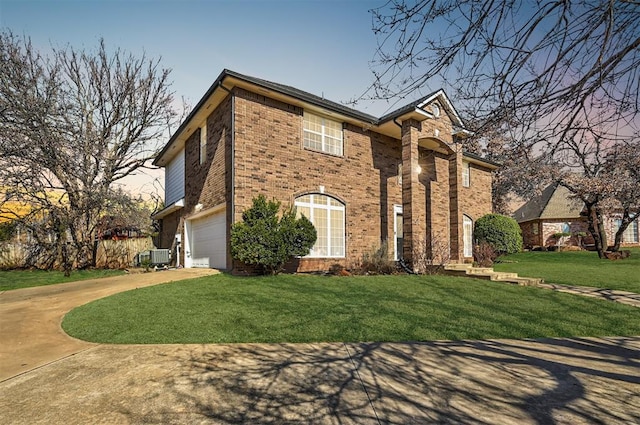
[230,195,317,274]
[474,214,523,255]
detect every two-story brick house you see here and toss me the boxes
[152,69,497,272]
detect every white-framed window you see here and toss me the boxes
[615,219,639,243]
[303,112,343,156]
[199,124,207,165]
[295,194,345,257]
[463,215,473,257]
[397,163,402,186]
[462,161,470,187]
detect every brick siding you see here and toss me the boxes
[161,86,494,273]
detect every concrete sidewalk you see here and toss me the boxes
[0,268,218,381]
[1,270,639,424]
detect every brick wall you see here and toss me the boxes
[180,95,233,268]
[176,88,494,272]
[231,88,401,272]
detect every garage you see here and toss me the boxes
[186,209,227,269]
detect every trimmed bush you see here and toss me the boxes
[230,195,317,275]
[474,214,523,255]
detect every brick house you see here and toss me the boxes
[152,69,497,272]
[514,184,640,248]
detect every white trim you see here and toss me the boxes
[416,89,464,127]
[462,161,471,187]
[303,111,344,156]
[295,194,345,258]
[463,215,473,257]
[199,123,207,165]
[394,204,403,261]
[188,202,226,221]
[152,198,184,220]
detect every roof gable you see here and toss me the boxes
[514,184,584,223]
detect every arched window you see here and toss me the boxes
[295,194,345,257]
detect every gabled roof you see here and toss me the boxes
[154,69,473,166]
[513,184,584,223]
[379,89,464,128]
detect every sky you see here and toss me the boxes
[1,0,412,196]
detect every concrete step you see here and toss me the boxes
[443,263,473,271]
[442,263,543,287]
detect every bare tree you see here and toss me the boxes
[364,1,640,257]
[0,32,175,269]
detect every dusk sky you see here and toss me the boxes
[0,0,438,194]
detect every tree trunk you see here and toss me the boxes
[596,207,608,252]
[611,210,639,253]
[585,203,606,259]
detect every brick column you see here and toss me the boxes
[401,119,426,272]
[448,145,463,261]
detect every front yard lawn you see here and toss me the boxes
[0,269,125,291]
[62,273,640,344]
[494,248,640,293]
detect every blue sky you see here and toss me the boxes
[1,0,399,116]
[0,0,429,194]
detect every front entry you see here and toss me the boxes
[394,205,403,260]
[463,215,473,258]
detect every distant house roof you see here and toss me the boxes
[513,184,585,223]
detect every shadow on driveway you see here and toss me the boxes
[1,337,638,424]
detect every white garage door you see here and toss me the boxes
[189,210,226,269]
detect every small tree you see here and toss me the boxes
[230,195,316,275]
[474,214,522,256]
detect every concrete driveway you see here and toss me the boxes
[1,270,639,424]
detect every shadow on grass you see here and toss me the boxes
[120,337,639,424]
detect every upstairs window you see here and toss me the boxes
[295,194,345,257]
[199,124,207,165]
[303,112,343,156]
[462,161,470,187]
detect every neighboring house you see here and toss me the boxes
[514,184,640,248]
[152,69,498,272]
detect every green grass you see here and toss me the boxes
[0,269,125,291]
[494,248,640,293]
[62,273,640,344]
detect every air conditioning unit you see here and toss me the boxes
[136,249,170,267]
[149,249,170,265]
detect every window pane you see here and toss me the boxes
[294,194,345,258]
[314,208,328,257]
[303,112,343,156]
[304,131,322,150]
[330,209,345,256]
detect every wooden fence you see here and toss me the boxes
[0,237,154,269]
